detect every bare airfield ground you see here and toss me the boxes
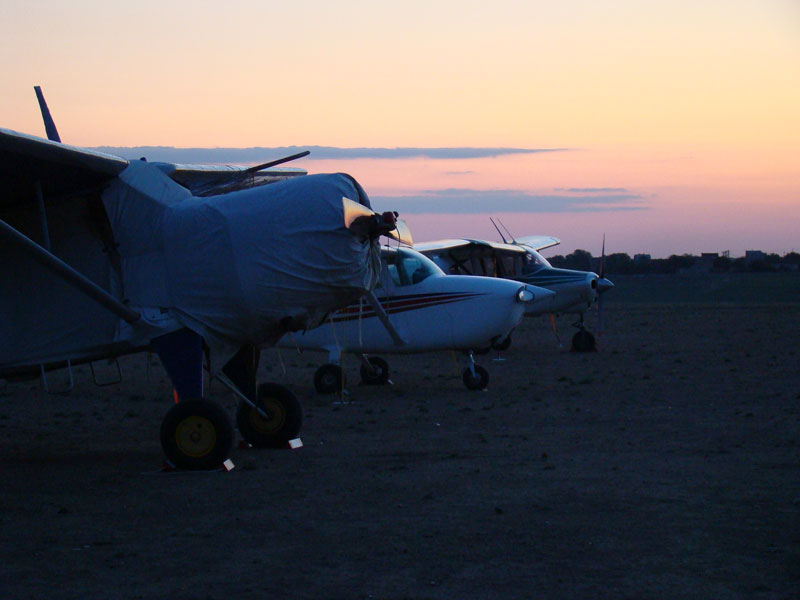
[1,274,798,599]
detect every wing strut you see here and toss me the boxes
[0,218,140,323]
[365,292,406,346]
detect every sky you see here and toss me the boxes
[1,0,798,257]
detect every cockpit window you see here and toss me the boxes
[522,250,552,274]
[384,248,442,286]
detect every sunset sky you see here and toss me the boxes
[2,0,798,257]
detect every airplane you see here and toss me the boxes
[0,87,410,470]
[415,222,614,352]
[277,245,555,391]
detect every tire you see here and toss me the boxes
[571,330,596,352]
[462,365,489,391]
[360,356,390,385]
[491,334,512,351]
[160,399,234,470]
[314,363,344,394]
[236,383,303,448]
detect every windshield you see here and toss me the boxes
[522,249,552,274]
[384,247,442,287]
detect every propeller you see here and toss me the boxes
[342,197,413,247]
[342,196,412,347]
[245,150,310,173]
[596,234,614,336]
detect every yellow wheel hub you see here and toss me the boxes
[174,415,217,458]
[249,399,286,434]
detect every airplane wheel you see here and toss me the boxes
[160,399,234,470]
[236,383,303,448]
[462,365,489,391]
[491,334,512,351]
[360,356,390,385]
[571,330,596,352]
[314,363,344,394]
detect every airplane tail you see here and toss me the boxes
[34,86,61,142]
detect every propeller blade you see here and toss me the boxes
[342,196,376,229]
[386,218,413,247]
[342,197,412,245]
[597,292,605,337]
[599,234,606,279]
[245,150,310,173]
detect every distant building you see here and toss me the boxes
[633,253,651,264]
[745,250,766,264]
[681,252,718,274]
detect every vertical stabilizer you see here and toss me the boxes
[33,86,61,142]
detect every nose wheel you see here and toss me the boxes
[462,351,489,390]
[360,355,391,385]
[570,313,597,352]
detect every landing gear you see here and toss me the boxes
[360,355,390,385]
[462,351,489,391]
[570,313,597,352]
[314,363,345,394]
[491,333,512,351]
[236,383,302,448]
[160,399,234,470]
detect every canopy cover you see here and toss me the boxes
[103,161,380,368]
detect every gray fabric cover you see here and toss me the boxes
[102,162,380,370]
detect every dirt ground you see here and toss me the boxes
[1,284,799,599]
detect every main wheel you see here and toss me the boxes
[236,383,303,448]
[462,365,489,391]
[360,356,390,385]
[314,363,344,394]
[160,399,234,470]
[491,334,512,351]
[571,330,596,352]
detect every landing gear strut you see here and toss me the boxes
[462,350,489,391]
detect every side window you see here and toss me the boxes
[387,264,401,287]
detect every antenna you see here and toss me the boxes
[496,217,516,244]
[489,217,508,243]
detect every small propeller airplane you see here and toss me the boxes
[415,219,614,352]
[278,245,554,391]
[0,87,410,469]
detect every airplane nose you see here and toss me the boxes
[596,277,614,294]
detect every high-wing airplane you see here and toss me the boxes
[278,246,554,391]
[0,87,408,469]
[415,227,613,352]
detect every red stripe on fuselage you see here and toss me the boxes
[331,292,483,323]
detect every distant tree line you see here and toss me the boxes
[547,250,800,274]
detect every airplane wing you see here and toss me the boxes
[0,128,128,209]
[414,239,476,253]
[515,235,560,251]
[415,238,528,255]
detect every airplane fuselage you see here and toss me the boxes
[279,247,552,362]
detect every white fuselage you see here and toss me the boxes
[278,247,552,362]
